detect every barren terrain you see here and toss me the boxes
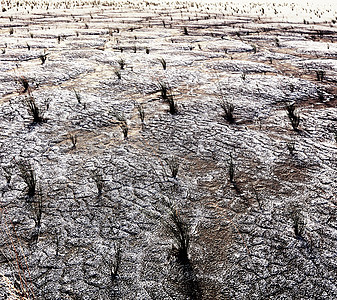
[0,0,336,299]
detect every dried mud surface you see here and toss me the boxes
[0,1,336,299]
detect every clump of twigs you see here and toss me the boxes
[275,37,280,47]
[291,209,305,238]
[31,192,43,242]
[91,169,104,197]
[217,83,234,123]
[23,93,47,124]
[157,82,177,114]
[151,199,190,265]
[19,76,29,93]
[158,58,167,70]
[327,125,337,143]
[228,153,235,184]
[102,242,122,298]
[120,122,128,139]
[68,133,77,149]
[17,160,36,199]
[286,140,295,156]
[315,70,325,81]
[155,199,201,299]
[165,157,180,179]
[114,69,121,80]
[158,81,169,100]
[169,208,190,265]
[2,166,12,185]
[112,110,128,139]
[183,27,188,35]
[117,58,125,70]
[105,242,121,283]
[220,100,234,124]
[39,53,48,65]
[253,188,262,210]
[73,89,81,104]
[317,89,325,101]
[167,94,177,115]
[137,104,145,128]
[285,103,300,131]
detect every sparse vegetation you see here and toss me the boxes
[0,1,336,299]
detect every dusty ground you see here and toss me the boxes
[0,0,336,299]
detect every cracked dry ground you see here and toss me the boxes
[0,1,336,299]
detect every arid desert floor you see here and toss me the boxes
[0,0,336,299]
